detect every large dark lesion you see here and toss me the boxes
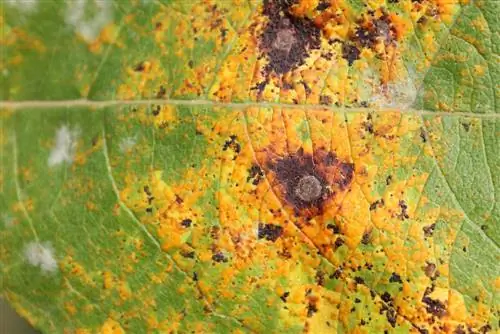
[259,0,321,76]
[266,148,354,217]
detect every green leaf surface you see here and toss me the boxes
[1,0,498,333]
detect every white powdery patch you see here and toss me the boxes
[370,76,417,109]
[119,136,137,153]
[24,241,58,273]
[2,213,15,228]
[5,0,39,13]
[65,0,113,42]
[48,125,79,167]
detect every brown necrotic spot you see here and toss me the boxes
[423,223,436,237]
[333,237,345,249]
[258,223,283,242]
[212,251,228,263]
[385,308,397,327]
[316,0,330,11]
[361,229,372,244]
[266,148,354,217]
[381,292,392,303]
[247,165,264,185]
[223,135,241,155]
[315,270,325,286]
[260,0,321,75]
[342,11,399,66]
[389,272,402,283]
[423,262,438,280]
[397,200,409,220]
[422,296,447,318]
[306,298,319,317]
[342,43,361,66]
[181,219,192,228]
[354,13,398,47]
[280,291,290,302]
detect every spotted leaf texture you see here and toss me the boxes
[0,1,499,334]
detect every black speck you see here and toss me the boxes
[361,230,372,245]
[222,135,241,157]
[316,271,325,286]
[334,237,345,249]
[307,302,318,317]
[423,223,436,237]
[330,268,343,279]
[247,165,264,185]
[381,292,392,303]
[181,250,195,259]
[319,95,333,105]
[133,61,146,72]
[152,105,161,116]
[397,200,409,220]
[363,119,374,134]
[342,43,361,66]
[212,251,228,263]
[156,85,167,99]
[389,272,402,283]
[369,199,384,211]
[181,219,192,228]
[479,324,492,334]
[316,0,330,11]
[386,308,397,327]
[327,223,340,234]
[420,127,428,142]
[354,276,365,285]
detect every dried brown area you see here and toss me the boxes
[260,0,321,75]
[354,13,397,48]
[341,11,399,66]
[310,3,401,66]
[263,147,354,218]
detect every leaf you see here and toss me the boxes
[1,1,498,333]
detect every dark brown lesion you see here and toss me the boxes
[421,285,447,318]
[262,147,354,218]
[257,223,283,242]
[258,0,321,76]
[340,11,400,66]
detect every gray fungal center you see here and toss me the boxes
[273,29,296,53]
[295,175,322,202]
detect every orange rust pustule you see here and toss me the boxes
[266,148,354,218]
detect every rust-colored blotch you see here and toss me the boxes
[264,148,354,218]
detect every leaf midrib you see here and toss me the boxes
[1,99,498,118]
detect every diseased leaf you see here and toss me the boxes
[1,1,498,333]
